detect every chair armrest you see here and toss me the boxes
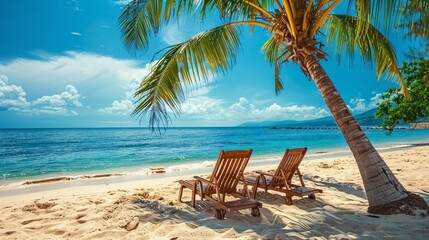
[255,171,273,176]
[255,171,285,179]
[193,176,217,187]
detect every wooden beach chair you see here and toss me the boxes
[177,149,262,220]
[247,148,322,205]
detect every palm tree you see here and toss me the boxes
[119,0,428,214]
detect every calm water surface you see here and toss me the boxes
[1,127,428,183]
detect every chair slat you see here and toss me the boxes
[178,149,261,219]
[247,147,322,205]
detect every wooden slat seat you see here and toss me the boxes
[218,199,262,212]
[246,148,322,205]
[177,149,262,219]
[289,187,322,196]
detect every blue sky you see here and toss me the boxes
[0,0,416,128]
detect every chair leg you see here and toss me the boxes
[191,184,197,208]
[260,175,268,193]
[252,176,260,199]
[197,180,203,201]
[178,185,185,202]
[242,181,248,198]
[215,209,226,220]
[285,195,293,205]
[252,184,258,199]
[251,207,260,217]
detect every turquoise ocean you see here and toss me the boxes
[1,127,429,185]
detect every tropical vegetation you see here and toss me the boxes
[375,0,428,133]
[119,0,428,214]
[376,59,429,133]
[399,0,429,44]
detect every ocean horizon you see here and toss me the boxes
[1,127,429,186]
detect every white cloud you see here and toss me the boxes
[228,97,251,113]
[187,85,216,97]
[0,51,153,116]
[125,78,140,100]
[161,25,189,45]
[70,32,82,36]
[349,98,367,112]
[159,18,209,46]
[99,100,133,115]
[180,96,329,123]
[99,61,156,115]
[182,96,224,117]
[0,51,147,93]
[249,102,329,120]
[347,92,384,113]
[99,58,220,116]
[0,51,207,118]
[32,85,82,110]
[0,75,83,116]
[369,93,383,108]
[0,75,30,109]
[29,85,82,116]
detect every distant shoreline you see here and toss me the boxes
[0,125,415,130]
[269,126,411,130]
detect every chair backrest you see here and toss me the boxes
[270,148,307,187]
[208,149,253,193]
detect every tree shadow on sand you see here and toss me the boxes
[303,175,367,199]
[128,186,386,239]
[131,196,288,237]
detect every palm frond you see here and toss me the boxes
[204,0,277,22]
[310,0,341,38]
[274,61,284,95]
[399,0,429,39]
[324,14,408,95]
[133,24,241,131]
[118,0,194,52]
[348,0,406,35]
[261,36,288,94]
[262,36,283,63]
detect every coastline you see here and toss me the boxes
[1,140,428,195]
[2,127,429,188]
[1,143,428,239]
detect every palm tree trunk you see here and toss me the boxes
[303,55,428,214]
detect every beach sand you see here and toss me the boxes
[1,145,428,239]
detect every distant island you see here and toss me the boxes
[237,108,411,129]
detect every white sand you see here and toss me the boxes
[1,145,428,239]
